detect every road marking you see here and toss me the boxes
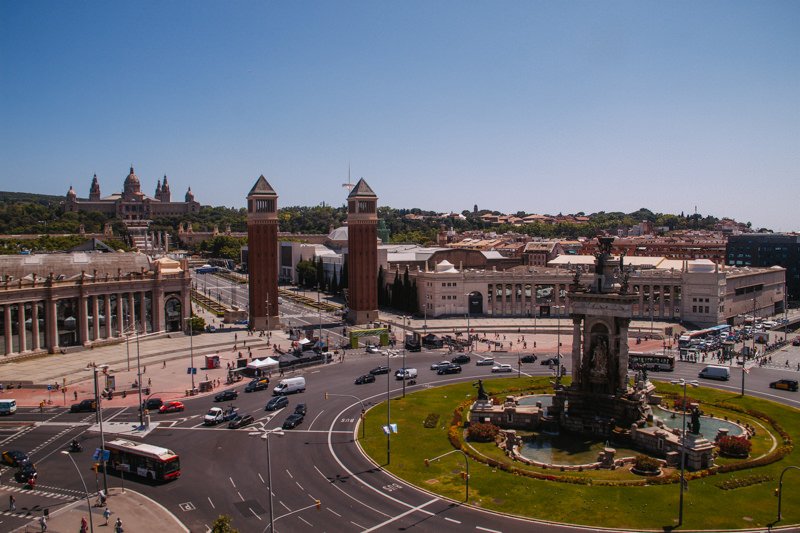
[286,469,293,479]
[295,481,304,491]
[249,507,261,520]
[258,473,265,484]
[207,497,215,509]
[313,465,392,519]
[445,517,461,524]
[476,527,501,533]
[237,491,244,501]
[229,477,236,488]
[178,502,196,511]
[327,508,341,517]
[361,498,438,532]
[308,409,325,430]
[351,521,366,529]
[298,516,313,527]
[280,501,291,512]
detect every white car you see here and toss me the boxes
[476,358,495,366]
[491,364,513,373]
[430,360,451,370]
[365,345,380,354]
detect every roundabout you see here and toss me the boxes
[357,376,800,531]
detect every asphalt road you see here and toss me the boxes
[3,343,799,533]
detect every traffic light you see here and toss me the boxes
[93,463,99,473]
[315,499,321,510]
[324,392,329,400]
[775,488,780,497]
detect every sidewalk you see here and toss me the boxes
[12,487,187,533]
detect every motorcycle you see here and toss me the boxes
[69,440,82,453]
[407,379,417,386]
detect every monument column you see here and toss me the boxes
[78,293,89,346]
[31,302,40,351]
[92,296,100,340]
[4,305,12,355]
[104,296,112,338]
[46,299,58,353]
[246,175,280,330]
[17,303,27,352]
[128,293,136,331]
[346,178,379,325]
[571,316,583,382]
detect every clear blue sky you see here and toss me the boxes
[1,1,798,230]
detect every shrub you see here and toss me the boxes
[718,435,752,457]
[423,413,440,429]
[467,422,500,442]
[633,454,660,473]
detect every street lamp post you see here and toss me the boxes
[134,324,144,427]
[671,378,698,528]
[261,429,284,532]
[775,465,800,524]
[88,364,109,495]
[62,451,94,533]
[386,346,391,465]
[555,305,564,385]
[184,317,195,392]
[424,449,470,502]
[402,316,407,398]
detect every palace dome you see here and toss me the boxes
[123,166,141,196]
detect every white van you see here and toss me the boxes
[394,368,418,380]
[0,399,17,415]
[273,377,306,395]
[698,365,730,381]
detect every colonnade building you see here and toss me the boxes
[0,252,191,358]
[409,255,785,328]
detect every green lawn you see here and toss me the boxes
[359,377,800,530]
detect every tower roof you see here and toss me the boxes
[347,178,376,198]
[248,175,277,197]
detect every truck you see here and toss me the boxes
[204,406,239,425]
[272,377,306,396]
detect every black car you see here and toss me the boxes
[282,413,304,429]
[520,355,538,364]
[769,379,799,392]
[437,363,462,375]
[245,378,269,392]
[540,357,559,366]
[405,342,422,352]
[14,463,37,484]
[355,374,376,385]
[265,396,289,411]
[369,366,390,375]
[70,399,97,413]
[451,354,471,364]
[142,397,163,411]
[294,403,307,416]
[215,390,239,402]
[2,450,31,467]
[228,414,255,429]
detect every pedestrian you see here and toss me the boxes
[143,365,147,374]
[103,507,112,525]
[9,494,15,511]
[162,360,166,369]
[39,515,47,531]
[114,517,123,533]
[148,378,152,387]
[74,390,78,401]
[80,516,88,533]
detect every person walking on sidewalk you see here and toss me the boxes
[80,516,88,533]
[103,506,112,525]
[39,514,47,531]
[114,517,123,533]
[9,494,15,511]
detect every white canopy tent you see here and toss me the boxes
[246,357,279,371]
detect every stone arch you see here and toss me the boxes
[164,297,182,333]
[467,291,483,315]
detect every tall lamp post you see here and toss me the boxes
[555,305,564,385]
[183,317,195,392]
[61,451,94,533]
[401,316,407,398]
[261,429,284,532]
[775,465,800,524]
[424,449,470,502]
[87,363,109,495]
[671,378,698,528]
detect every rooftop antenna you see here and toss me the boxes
[342,162,354,193]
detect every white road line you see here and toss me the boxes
[249,507,261,520]
[308,409,325,430]
[207,497,215,509]
[237,491,244,501]
[361,498,438,532]
[298,516,313,527]
[476,526,502,533]
[326,508,341,517]
[280,501,291,512]
[295,481,304,491]
[258,473,265,484]
[312,465,392,519]
[229,477,236,488]
[285,469,293,479]
[351,521,366,529]
[444,517,461,524]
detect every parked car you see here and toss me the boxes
[265,396,289,411]
[2,450,31,467]
[228,414,255,429]
[294,403,307,416]
[369,366,390,375]
[245,378,270,392]
[282,413,304,429]
[520,355,538,364]
[70,399,97,413]
[451,354,471,364]
[365,345,380,354]
[215,390,239,402]
[492,364,513,373]
[475,357,495,366]
[355,374,376,385]
[540,357,559,366]
[430,360,451,370]
[158,400,185,414]
[769,379,799,392]
[437,363,463,375]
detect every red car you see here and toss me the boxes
[159,401,185,414]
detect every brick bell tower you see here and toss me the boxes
[346,178,379,325]
[247,175,280,330]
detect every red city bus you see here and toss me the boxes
[104,438,180,482]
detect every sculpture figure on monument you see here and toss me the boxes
[589,336,609,376]
[690,405,701,435]
[474,379,489,401]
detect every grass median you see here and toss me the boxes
[359,376,800,530]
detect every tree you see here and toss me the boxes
[340,256,348,289]
[210,515,238,533]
